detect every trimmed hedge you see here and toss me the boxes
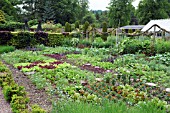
[0,22,24,31]
[0,31,12,45]
[48,33,71,47]
[0,31,72,48]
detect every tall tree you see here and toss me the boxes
[78,0,89,23]
[42,0,55,22]
[136,0,170,24]
[0,0,20,21]
[108,0,134,28]
[20,0,90,24]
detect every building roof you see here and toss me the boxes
[141,19,170,32]
[120,25,145,30]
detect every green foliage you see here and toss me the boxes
[82,13,96,24]
[0,61,30,112]
[122,39,152,55]
[3,85,26,102]
[71,38,79,47]
[108,0,134,27]
[102,22,108,41]
[34,32,48,46]
[10,95,29,113]
[0,46,15,54]
[31,104,46,113]
[136,0,170,24]
[0,10,6,24]
[65,22,71,32]
[0,22,24,31]
[128,29,133,33]
[53,100,167,113]
[14,32,33,48]
[48,33,71,47]
[75,20,80,29]
[155,40,170,54]
[120,39,170,55]
[83,21,89,33]
[102,22,107,32]
[28,19,38,27]
[42,21,57,32]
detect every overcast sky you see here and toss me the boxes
[89,0,141,10]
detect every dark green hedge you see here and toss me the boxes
[0,31,72,48]
[0,31,12,45]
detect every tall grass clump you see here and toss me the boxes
[51,100,167,113]
[0,46,15,54]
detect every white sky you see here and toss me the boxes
[89,0,141,10]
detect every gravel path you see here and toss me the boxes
[0,87,12,113]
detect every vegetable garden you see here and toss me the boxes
[0,35,170,113]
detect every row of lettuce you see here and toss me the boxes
[0,61,46,113]
[1,46,169,112]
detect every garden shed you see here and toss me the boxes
[120,25,145,33]
[141,19,170,38]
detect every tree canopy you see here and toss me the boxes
[108,0,135,28]
[0,0,170,27]
[136,0,170,25]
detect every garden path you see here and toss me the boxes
[0,87,12,113]
[3,61,53,112]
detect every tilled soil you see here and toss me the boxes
[2,61,53,112]
[0,87,12,113]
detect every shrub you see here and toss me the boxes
[75,21,80,29]
[10,95,29,113]
[42,21,57,32]
[102,22,107,32]
[48,33,71,46]
[101,22,108,41]
[34,32,48,46]
[28,19,38,27]
[128,29,133,33]
[0,10,6,24]
[0,22,24,31]
[65,22,71,32]
[83,21,89,33]
[31,104,46,113]
[56,23,62,28]
[3,84,26,102]
[156,40,170,54]
[0,46,15,54]
[122,39,152,55]
[79,39,91,47]
[71,38,79,47]
[14,32,34,48]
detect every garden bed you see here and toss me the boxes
[0,46,170,112]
